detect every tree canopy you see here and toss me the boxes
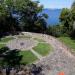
[46,1,75,38]
[0,0,48,36]
[59,1,75,37]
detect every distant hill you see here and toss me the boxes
[41,9,62,25]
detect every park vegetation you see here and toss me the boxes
[0,0,48,37]
[0,0,49,67]
[0,0,75,38]
[46,1,75,52]
[0,0,75,68]
[47,1,75,38]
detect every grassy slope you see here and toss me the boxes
[0,37,14,49]
[18,35,31,39]
[20,51,37,64]
[0,37,14,42]
[0,44,6,48]
[34,38,45,42]
[33,43,53,56]
[58,37,75,52]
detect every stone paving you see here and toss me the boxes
[1,32,75,75]
[0,34,44,60]
[6,38,38,50]
[31,33,75,75]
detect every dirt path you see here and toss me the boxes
[30,33,75,75]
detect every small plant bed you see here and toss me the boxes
[0,37,14,43]
[18,35,31,39]
[34,38,45,42]
[33,43,53,56]
[0,44,6,49]
[20,51,38,64]
[58,37,75,53]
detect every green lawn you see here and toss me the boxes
[58,37,75,52]
[20,51,37,64]
[18,35,31,39]
[34,38,45,42]
[0,37,14,43]
[33,43,52,56]
[0,44,6,49]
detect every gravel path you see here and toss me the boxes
[6,38,38,50]
[2,32,75,75]
[29,33,75,75]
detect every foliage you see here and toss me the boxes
[46,1,75,38]
[59,1,75,38]
[71,1,75,10]
[59,8,72,33]
[0,0,20,37]
[0,47,22,66]
[18,0,47,32]
[46,25,64,37]
[0,0,48,36]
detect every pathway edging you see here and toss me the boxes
[30,49,42,60]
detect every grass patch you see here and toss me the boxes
[20,51,37,64]
[18,35,31,39]
[58,37,75,52]
[33,43,52,56]
[34,38,45,42]
[0,44,6,49]
[0,37,14,43]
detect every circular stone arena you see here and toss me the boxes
[6,38,38,50]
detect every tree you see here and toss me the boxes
[71,1,75,9]
[4,49,22,66]
[59,1,75,38]
[60,8,70,28]
[0,0,20,36]
[71,1,75,22]
[0,47,22,66]
[0,0,48,36]
[46,25,64,37]
[70,1,75,38]
[9,0,48,33]
[60,8,73,35]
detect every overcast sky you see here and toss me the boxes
[32,0,74,9]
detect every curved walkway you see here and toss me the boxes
[30,33,75,75]
[1,32,75,75]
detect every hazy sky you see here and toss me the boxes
[33,0,74,9]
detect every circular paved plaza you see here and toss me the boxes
[6,38,38,50]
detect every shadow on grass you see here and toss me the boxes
[0,47,44,75]
[0,47,23,67]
